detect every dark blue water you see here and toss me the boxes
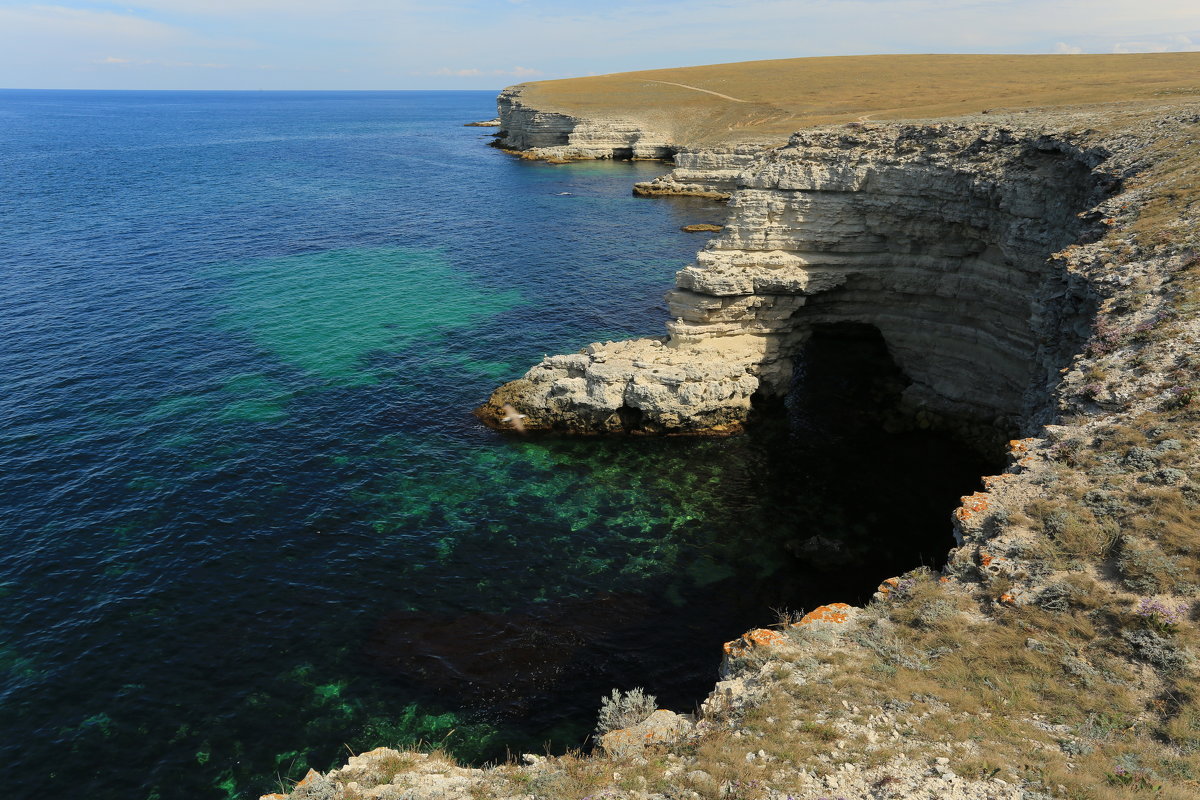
[0,90,990,800]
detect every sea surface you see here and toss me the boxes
[0,90,990,799]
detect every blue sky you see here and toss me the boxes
[1,0,1197,89]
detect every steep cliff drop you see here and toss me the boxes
[478,124,1112,443]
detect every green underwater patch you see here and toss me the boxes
[143,373,291,434]
[213,247,520,384]
[358,431,796,609]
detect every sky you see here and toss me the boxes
[0,0,1198,90]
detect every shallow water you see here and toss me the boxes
[0,90,989,800]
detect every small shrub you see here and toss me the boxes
[1164,385,1196,410]
[1081,711,1134,740]
[1035,505,1121,560]
[1118,538,1184,594]
[1083,489,1129,518]
[1135,598,1190,632]
[1106,765,1163,792]
[1142,467,1189,485]
[1035,579,1096,612]
[1122,629,1193,674]
[1164,690,1200,753]
[596,688,657,735]
[1124,446,1160,471]
[913,599,958,628]
[1060,739,1095,756]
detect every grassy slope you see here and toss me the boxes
[516,53,1200,144]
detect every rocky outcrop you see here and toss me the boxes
[598,709,695,756]
[495,85,674,161]
[480,124,1116,437]
[632,143,772,198]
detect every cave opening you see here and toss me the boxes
[744,320,1004,599]
[785,322,911,437]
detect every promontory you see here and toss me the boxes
[272,53,1200,800]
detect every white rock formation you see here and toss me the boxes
[633,144,772,198]
[495,85,674,160]
[479,124,1116,436]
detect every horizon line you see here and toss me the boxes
[0,87,506,92]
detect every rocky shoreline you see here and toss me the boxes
[270,79,1200,800]
[478,118,1117,443]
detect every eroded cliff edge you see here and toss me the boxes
[479,123,1113,441]
[273,79,1200,799]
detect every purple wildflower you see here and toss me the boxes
[1135,598,1188,629]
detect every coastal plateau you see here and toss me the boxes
[273,54,1200,800]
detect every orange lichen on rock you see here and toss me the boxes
[794,602,854,626]
[876,577,901,595]
[998,593,1018,606]
[954,492,991,522]
[982,474,1008,490]
[1008,438,1036,456]
[723,627,785,657]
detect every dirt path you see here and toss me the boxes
[646,80,748,103]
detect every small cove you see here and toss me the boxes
[0,89,992,800]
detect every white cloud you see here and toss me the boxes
[3,0,1200,89]
[0,4,183,42]
[1112,35,1200,53]
[425,65,543,78]
[431,67,485,77]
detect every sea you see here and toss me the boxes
[0,90,991,799]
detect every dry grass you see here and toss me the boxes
[744,576,1200,800]
[515,52,1200,145]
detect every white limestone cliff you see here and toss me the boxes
[479,124,1115,437]
[495,85,674,161]
[632,144,772,199]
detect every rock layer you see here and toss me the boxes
[479,124,1115,436]
[632,144,771,198]
[495,85,674,161]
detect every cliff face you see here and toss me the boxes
[479,124,1115,439]
[632,145,772,199]
[496,85,675,160]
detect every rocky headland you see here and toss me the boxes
[273,55,1200,800]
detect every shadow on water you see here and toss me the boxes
[760,321,1002,588]
[365,322,1003,764]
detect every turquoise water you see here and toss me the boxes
[0,90,989,799]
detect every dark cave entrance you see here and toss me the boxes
[743,321,1004,600]
[786,322,912,436]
